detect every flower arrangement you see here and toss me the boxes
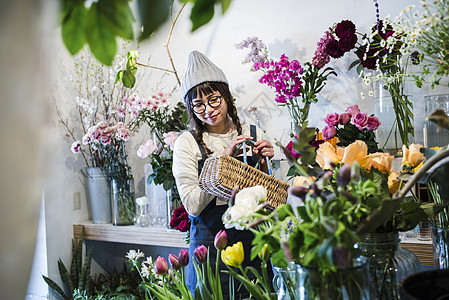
[321,104,381,154]
[236,36,337,128]
[396,0,449,87]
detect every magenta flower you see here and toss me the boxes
[155,256,168,275]
[324,112,341,127]
[322,125,337,140]
[339,113,351,125]
[214,230,228,250]
[345,105,360,116]
[71,141,81,153]
[179,249,189,267]
[351,112,369,130]
[366,116,381,131]
[312,29,333,68]
[169,254,181,270]
[286,141,301,158]
[194,245,208,264]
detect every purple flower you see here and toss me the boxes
[326,39,344,59]
[312,30,333,68]
[71,140,81,153]
[324,112,341,127]
[154,256,168,275]
[345,105,360,116]
[194,245,208,264]
[322,125,337,140]
[169,254,181,270]
[335,20,356,38]
[366,116,381,131]
[337,163,352,186]
[214,230,228,250]
[338,33,357,52]
[339,113,351,125]
[179,249,189,267]
[286,141,301,158]
[351,112,369,130]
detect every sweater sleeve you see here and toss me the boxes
[172,132,215,217]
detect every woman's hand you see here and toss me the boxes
[254,139,274,172]
[222,135,253,156]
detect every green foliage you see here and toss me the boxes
[60,0,234,65]
[335,123,380,154]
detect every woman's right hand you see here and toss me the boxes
[222,135,253,156]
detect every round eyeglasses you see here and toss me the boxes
[191,96,222,114]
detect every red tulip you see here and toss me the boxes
[169,254,180,270]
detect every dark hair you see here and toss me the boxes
[184,82,242,155]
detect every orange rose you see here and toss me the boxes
[293,176,315,187]
[316,142,342,169]
[402,144,425,168]
[362,152,394,173]
[388,171,401,194]
[341,140,368,166]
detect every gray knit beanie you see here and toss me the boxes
[180,50,229,100]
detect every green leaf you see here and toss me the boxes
[122,69,136,88]
[221,0,232,13]
[61,2,88,55]
[137,0,171,41]
[97,0,134,40]
[86,3,117,66]
[277,204,294,221]
[115,69,125,84]
[190,0,215,32]
[356,198,403,237]
[42,275,68,300]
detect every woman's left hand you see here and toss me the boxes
[253,139,274,161]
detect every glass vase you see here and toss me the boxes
[374,80,414,153]
[297,256,369,300]
[432,225,449,269]
[135,204,151,227]
[272,264,299,300]
[424,94,449,147]
[166,186,181,229]
[357,232,420,299]
[111,177,135,226]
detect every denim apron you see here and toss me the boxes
[185,125,269,298]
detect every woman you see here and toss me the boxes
[173,50,274,297]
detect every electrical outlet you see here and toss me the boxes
[73,192,81,210]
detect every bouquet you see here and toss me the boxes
[321,104,381,154]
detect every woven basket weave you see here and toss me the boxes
[199,155,289,209]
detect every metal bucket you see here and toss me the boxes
[85,167,111,224]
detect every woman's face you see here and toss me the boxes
[191,90,228,129]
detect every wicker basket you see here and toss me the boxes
[199,155,290,208]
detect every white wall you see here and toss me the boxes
[45,0,442,298]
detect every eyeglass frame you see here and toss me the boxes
[191,95,223,114]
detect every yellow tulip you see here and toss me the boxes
[258,243,271,262]
[221,241,244,267]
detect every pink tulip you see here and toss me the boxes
[179,249,189,267]
[194,245,208,264]
[154,256,168,275]
[214,230,228,250]
[169,254,181,270]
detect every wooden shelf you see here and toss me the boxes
[400,239,433,266]
[73,222,188,248]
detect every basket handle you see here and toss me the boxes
[232,139,272,175]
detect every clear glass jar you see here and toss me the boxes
[272,264,298,300]
[357,232,420,299]
[424,94,449,147]
[136,204,151,227]
[432,225,449,269]
[111,177,135,226]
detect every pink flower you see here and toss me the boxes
[71,141,81,153]
[154,256,168,275]
[163,131,178,151]
[214,230,228,250]
[194,245,208,264]
[324,112,341,126]
[137,139,158,159]
[345,105,360,116]
[339,113,351,125]
[116,108,126,118]
[351,112,369,130]
[169,254,181,270]
[366,116,381,131]
[179,249,189,267]
[286,141,300,158]
[322,125,337,140]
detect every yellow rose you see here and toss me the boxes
[341,140,368,166]
[362,152,394,173]
[402,144,425,168]
[388,171,401,194]
[221,242,244,267]
[316,142,342,169]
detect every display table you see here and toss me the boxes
[73,222,188,248]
